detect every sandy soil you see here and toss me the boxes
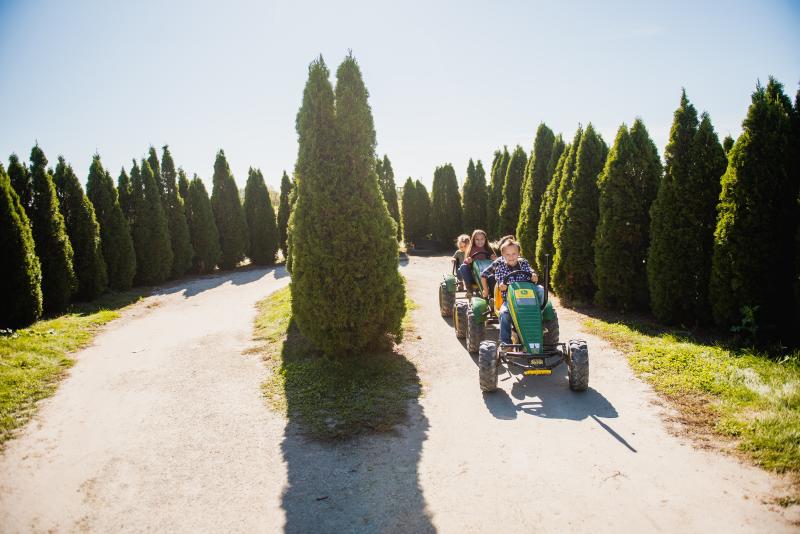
[0,256,797,533]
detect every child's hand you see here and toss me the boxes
[464,257,472,264]
[499,283,508,292]
[490,254,497,260]
[482,289,489,298]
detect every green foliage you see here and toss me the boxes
[7,154,31,211]
[53,157,107,301]
[244,167,279,265]
[594,120,662,311]
[487,147,509,237]
[130,160,172,285]
[186,175,221,274]
[0,164,42,328]
[534,137,566,273]
[28,145,75,314]
[517,123,555,262]
[401,178,430,247]
[177,168,190,200]
[160,146,193,278]
[552,128,584,257]
[722,135,735,155]
[210,150,248,270]
[117,168,133,223]
[290,54,405,356]
[430,163,463,247]
[376,155,401,240]
[86,156,136,291]
[498,145,528,237]
[552,124,607,303]
[277,171,293,258]
[710,78,798,343]
[461,158,488,233]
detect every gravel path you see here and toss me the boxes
[0,256,797,533]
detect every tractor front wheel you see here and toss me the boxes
[478,341,499,392]
[439,282,454,317]
[454,302,467,339]
[568,340,589,391]
[466,312,484,353]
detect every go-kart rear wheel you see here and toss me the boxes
[543,314,559,346]
[454,301,467,339]
[568,340,589,391]
[466,312,484,353]
[439,282,454,317]
[478,341,499,392]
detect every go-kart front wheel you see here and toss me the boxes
[478,340,499,392]
[439,282,454,317]
[568,340,589,391]
[454,302,467,339]
[466,312,484,353]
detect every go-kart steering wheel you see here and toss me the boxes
[501,270,533,285]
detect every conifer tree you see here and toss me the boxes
[130,160,172,285]
[487,148,510,237]
[377,155,401,240]
[186,175,221,273]
[290,54,405,355]
[147,146,164,199]
[53,157,107,300]
[535,140,568,273]
[551,124,607,302]
[710,78,798,341]
[401,177,417,246]
[28,145,76,313]
[7,154,31,211]
[594,120,662,311]
[211,150,247,269]
[0,164,42,328]
[462,158,488,232]
[517,124,555,262]
[277,171,292,258]
[160,145,193,278]
[177,168,190,200]
[430,163,463,247]
[117,168,133,222]
[722,135,734,155]
[497,145,528,237]
[551,128,584,262]
[86,155,136,290]
[414,179,431,241]
[244,167,279,265]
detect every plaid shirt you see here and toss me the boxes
[481,257,534,299]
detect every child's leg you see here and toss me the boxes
[458,263,474,286]
[499,303,512,344]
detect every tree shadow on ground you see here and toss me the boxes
[151,265,288,298]
[277,320,435,533]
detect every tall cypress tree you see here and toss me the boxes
[552,124,607,302]
[722,135,735,155]
[131,160,172,285]
[53,157,107,300]
[7,154,31,211]
[517,124,555,262]
[430,163,463,247]
[291,54,404,355]
[594,120,662,311]
[401,177,418,246]
[462,158,488,232]
[487,147,509,237]
[86,155,136,290]
[535,140,569,273]
[277,171,292,258]
[147,146,164,199]
[117,168,133,223]
[710,78,798,341]
[160,145,193,278]
[552,128,584,255]
[244,167,279,265]
[28,145,76,313]
[186,175,221,274]
[0,164,42,328]
[177,168,190,200]
[211,150,247,269]
[377,155,401,240]
[414,179,431,241]
[498,145,528,237]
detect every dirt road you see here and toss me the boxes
[0,256,796,533]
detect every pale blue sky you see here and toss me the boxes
[1,0,798,191]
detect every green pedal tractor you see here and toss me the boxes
[438,251,495,351]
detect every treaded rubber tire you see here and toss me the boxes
[543,315,560,346]
[439,282,455,317]
[454,301,467,339]
[466,312,485,353]
[568,340,589,391]
[478,341,499,392]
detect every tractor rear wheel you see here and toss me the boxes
[568,340,589,391]
[439,282,454,317]
[454,301,467,339]
[466,312,484,353]
[478,341,499,392]
[543,316,559,346]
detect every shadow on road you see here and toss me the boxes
[151,265,289,298]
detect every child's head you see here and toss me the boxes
[467,229,488,254]
[500,239,521,266]
[456,234,470,251]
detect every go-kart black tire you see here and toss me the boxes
[466,312,484,353]
[543,314,559,346]
[478,341,499,392]
[439,282,454,317]
[454,301,467,339]
[568,340,589,391]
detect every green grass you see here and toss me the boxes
[257,287,421,440]
[584,318,800,476]
[0,289,147,446]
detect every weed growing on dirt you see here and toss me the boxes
[257,286,421,440]
[584,318,800,475]
[0,289,146,446]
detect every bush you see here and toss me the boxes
[462,159,488,233]
[130,159,172,285]
[211,150,248,270]
[244,167,279,265]
[430,163,462,248]
[186,175,221,274]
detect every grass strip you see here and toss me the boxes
[257,286,421,440]
[0,289,147,446]
[584,318,800,476]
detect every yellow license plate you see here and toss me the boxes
[524,369,551,376]
[530,358,544,365]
